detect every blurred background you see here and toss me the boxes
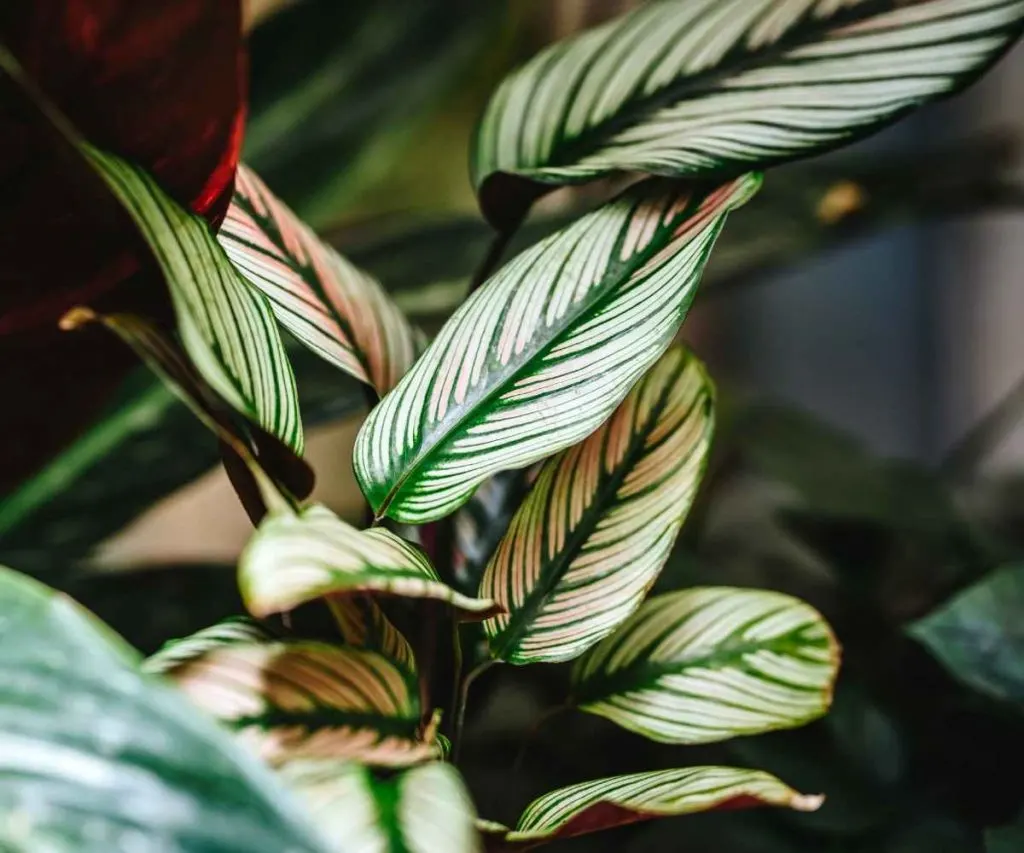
[2,2,1023,851]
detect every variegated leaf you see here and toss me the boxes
[481,346,714,665]
[167,640,436,767]
[219,165,418,394]
[281,761,481,853]
[472,0,1024,227]
[495,766,822,847]
[328,595,416,675]
[571,587,840,743]
[239,504,501,619]
[144,617,278,675]
[83,146,304,455]
[355,175,759,524]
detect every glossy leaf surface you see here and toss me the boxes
[355,175,759,523]
[481,346,714,664]
[571,587,840,743]
[219,165,417,394]
[164,640,436,767]
[497,766,822,846]
[0,565,329,853]
[472,0,1024,226]
[239,504,500,619]
[85,148,305,455]
[282,761,481,853]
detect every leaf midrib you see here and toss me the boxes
[570,626,830,706]
[490,361,686,659]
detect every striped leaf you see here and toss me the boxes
[167,640,437,767]
[240,504,501,619]
[144,617,278,675]
[571,587,840,743]
[354,175,759,524]
[329,595,417,675]
[494,766,822,847]
[219,165,418,394]
[481,346,714,665]
[84,146,305,454]
[281,761,481,853]
[471,0,1024,227]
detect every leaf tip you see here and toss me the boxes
[58,306,98,331]
[790,793,825,812]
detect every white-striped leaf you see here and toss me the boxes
[471,0,1024,227]
[571,587,840,743]
[83,146,304,454]
[220,165,418,394]
[496,766,822,846]
[167,640,437,768]
[281,761,481,853]
[481,346,714,665]
[240,504,501,619]
[354,175,759,524]
[144,617,278,675]
[329,595,417,675]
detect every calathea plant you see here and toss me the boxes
[1,2,1022,851]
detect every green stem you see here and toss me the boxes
[453,659,495,764]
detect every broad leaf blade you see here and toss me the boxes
[219,165,418,394]
[0,565,329,853]
[472,0,1024,227]
[355,175,760,523]
[239,504,500,619]
[503,766,822,846]
[164,640,436,767]
[571,587,840,743]
[84,147,305,455]
[281,761,481,853]
[481,346,714,664]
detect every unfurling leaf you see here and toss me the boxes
[239,504,501,619]
[489,766,822,847]
[355,175,759,523]
[219,165,418,394]
[329,595,417,675]
[282,761,481,853]
[571,587,839,743]
[481,346,714,665]
[165,640,436,767]
[471,0,1024,227]
[83,147,305,455]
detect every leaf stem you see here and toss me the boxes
[453,659,495,764]
[940,368,1024,481]
[467,215,525,295]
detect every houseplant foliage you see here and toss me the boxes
[1,2,1023,852]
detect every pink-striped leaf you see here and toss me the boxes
[219,165,417,394]
[485,766,822,848]
[480,346,714,664]
[355,175,759,524]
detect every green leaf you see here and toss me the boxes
[471,0,1024,227]
[481,345,714,665]
[355,175,760,523]
[909,563,1024,707]
[280,761,481,853]
[987,811,1024,853]
[0,564,330,853]
[571,587,840,743]
[83,146,305,455]
[494,766,822,847]
[144,616,278,675]
[163,639,437,768]
[219,165,418,394]
[239,504,501,619]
